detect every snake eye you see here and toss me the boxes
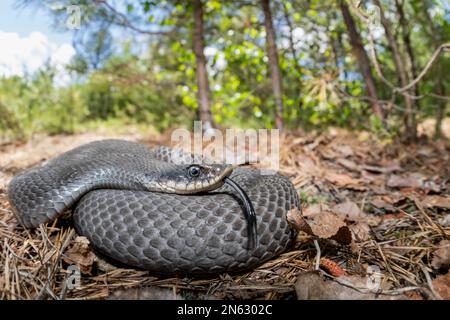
[188,166,201,177]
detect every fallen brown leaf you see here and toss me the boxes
[289,205,352,244]
[286,207,312,235]
[422,196,450,209]
[303,206,352,244]
[331,144,354,157]
[63,236,96,275]
[302,203,330,217]
[382,211,406,220]
[439,214,450,227]
[305,207,346,239]
[432,272,450,299]
[371,198,397,212]
[332,201,364,221]
[387,174,423,189]
[295,271,404,300]
[361,164,401,174]
[336,158,359,171]
[325,172,366,190]
[431,240,450,271]
[349,222,371,241]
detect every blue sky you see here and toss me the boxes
[0,1,76,84]
[0,0,145,83]
[0,0,73,45]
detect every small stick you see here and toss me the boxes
[313,239,321,270]
[420,264,442,300]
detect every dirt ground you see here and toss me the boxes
[0,128,449,300]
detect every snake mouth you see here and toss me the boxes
[224,177,258,250]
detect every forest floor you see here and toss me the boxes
[0,127,449,300]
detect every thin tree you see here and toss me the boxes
[374,0,416,138]
[339,0,384,121]
[261,0,284,129]
[394,0,419,139]
[192,0,215,131]
[421,3,447,139]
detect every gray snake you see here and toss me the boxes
[8,140,299,275]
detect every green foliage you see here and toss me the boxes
[1,0,448,140]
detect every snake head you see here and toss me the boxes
[143,164,233,194]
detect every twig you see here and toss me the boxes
[394,44,450,93]
[96,0,174,36]
[412,197,449,239]
[320,269,419,296]
[419,264,441,300]
[313,239,321,270]
[375,241,399,284]
[348,1,450,104]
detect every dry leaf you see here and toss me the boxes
[297,155,322,176]
[304,208,352,244]
[337,158,359,171]
[325,172,366,190]
[439,214,450,227]
[349,222,371,241]
[422,196,450,209]
[382,211,406,220]
[422,179,441,193]
[331,144,354,157]
[371,198,396,212]
[431,240,450,271]
[302,203,330,217]
[387,174,423,189]
[292,205,352,244]
[361,164,401,174]
[331,224,353,244]
[286,207,312,235]
[332,201,364,221]
[63,236,96,275]
[306,209,346,238]
[432,272,450,300]
[295,271,404,300]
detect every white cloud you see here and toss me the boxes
[0,31,75,86]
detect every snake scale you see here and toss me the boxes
[8,140,299,275]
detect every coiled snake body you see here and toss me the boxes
[8,140,299,275]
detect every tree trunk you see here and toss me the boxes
[261,0,284,129]
[192,0,214,131]
[374,0,416,137]
[339,0,384,121]
[422,4,447,139]
[394,0,418,140]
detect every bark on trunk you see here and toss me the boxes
[374,0,415,136]
[394,0,418,140]
[261,0,284,129]
[192,0,214,131]
[339,0,384,121]
[422,4,447,139]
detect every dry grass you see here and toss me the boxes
[0,128,449,300]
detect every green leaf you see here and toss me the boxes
[144,1,150,13]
